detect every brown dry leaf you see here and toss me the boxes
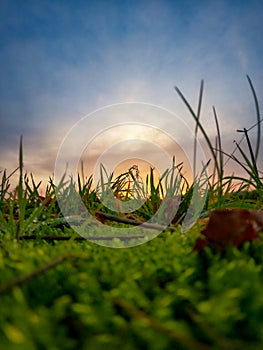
[250,209,263,232]
[194,209,262,252]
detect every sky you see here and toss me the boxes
[0,0,263,188]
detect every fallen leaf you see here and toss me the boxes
[194,209,262,252]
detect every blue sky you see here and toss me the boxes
[0,0,263,185]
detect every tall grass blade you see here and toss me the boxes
[174,85,220,178]
[16,135,25,240]
[246,75,261,162]
[213,107,223,179]
[194,80,204,176]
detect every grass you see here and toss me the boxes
[0,76,263,349]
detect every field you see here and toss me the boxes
[0,77,263,349]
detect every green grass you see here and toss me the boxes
[1,230,263,349]
[0,76,262,349]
